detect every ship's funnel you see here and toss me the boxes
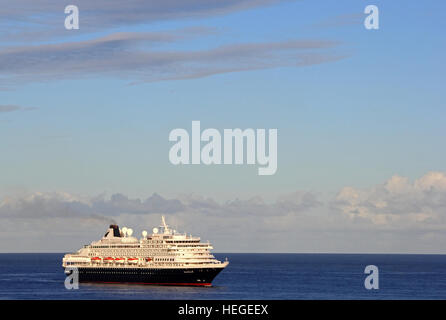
[104,224,121,238]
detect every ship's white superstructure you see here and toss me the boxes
[62,216,228,285]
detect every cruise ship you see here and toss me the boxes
[62,216,229,286]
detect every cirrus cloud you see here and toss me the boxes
[0,105,36,113]
[0,31,345,87]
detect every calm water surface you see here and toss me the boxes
[0,253,445,299]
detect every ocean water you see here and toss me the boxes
[0,253,445,300]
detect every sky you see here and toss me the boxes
[0,0,445,253]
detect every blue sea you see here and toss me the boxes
[0,253,445,300]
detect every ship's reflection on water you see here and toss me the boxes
[79,281,226,298]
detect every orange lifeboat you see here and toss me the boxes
[103,257,114,262]
[91,257,101,261]
[127,258,138,264]
[115,258,125,263]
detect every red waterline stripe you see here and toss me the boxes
[86,281,212,286]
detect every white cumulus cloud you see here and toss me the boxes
[333,171,446,226]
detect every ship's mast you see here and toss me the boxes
[161,215,169,234]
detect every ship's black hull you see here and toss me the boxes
[66,267,224,286]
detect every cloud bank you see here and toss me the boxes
[1,172,446,253]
